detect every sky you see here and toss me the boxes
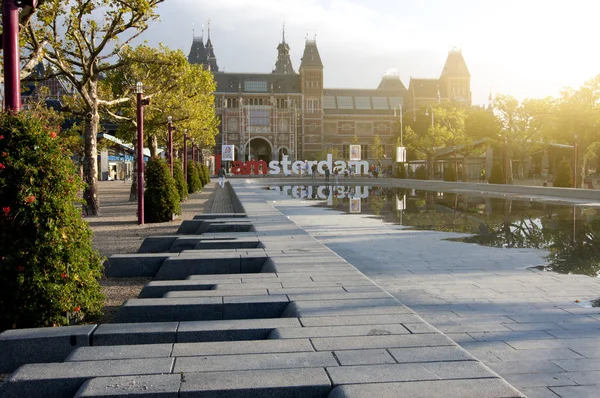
[141,0,600,106]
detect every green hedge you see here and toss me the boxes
[0,113,104,330]
[443,165,457,182]
[489,162,504,184]
[173,160,188,202]
[415,165,427,180]
[554,160,573,188]
[187,161,201,193]
[144,157,180,223]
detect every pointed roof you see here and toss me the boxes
[377,73,407,91]
[188,35,208,66]
[204,21,219,72]
[440,49,470,77]
[273,25,295,74]
[408,78,440,98]
[299,39,323,69]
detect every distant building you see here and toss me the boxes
[189,28,472,163]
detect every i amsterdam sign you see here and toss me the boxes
[218,154,369,176]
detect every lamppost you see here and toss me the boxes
[135,82,146,225]
[167,116,173,176]
[504,137,509,185]
[394,105,403,147]
[183,129,188,179]
[191,138,195,165]
[573,134,578,188]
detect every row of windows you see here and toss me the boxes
[323,96,403,110]
[222,97,301,108]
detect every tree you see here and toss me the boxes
[371,135,385,164]
[25,0,165,216]
[434,105,468,181]
[554,160,573,188]
[103,44,218,200]
[404,112,449,179]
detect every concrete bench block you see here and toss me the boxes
[327,362,438,385]
[286,292,391,301]
[154,255,242,280]
[179,367,330,397]
[311,334,457,351]
[172,338,313,357]
[66,343,173,362]
[177,318,301,342]
[333,349,397,366]
[139,280,216,298]
[0,324,97,373]
[174,351,337,373]
[112,298,222,323]
[74,374,181,397]
[194,238,262,250]
[281,280,374,289]
[193,213,247,219]
[267,287,347,295]
[0,358,174,398]
[136,236,178,254]
[388,345,476,363]
[223,295,289,319]
[327,379,525,398]
[91,322,178,346]
[164,289,269,298]
[267,324,410,339]
[105,253,170,277]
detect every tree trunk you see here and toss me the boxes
[150,135,158,157]
[82,110,100,216]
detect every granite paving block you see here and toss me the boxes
[326,362,437,384]
[286,292,390,301]
[194,238,262,250]
[66,343,173,361]
[503,372,578,388]
[494,348,585,361]
[421,360,498,379]
[283,298,409,317]
[326,378,525,398]
[312,334,456,351]
[172,338,313,357]
[388,345,476,363]
[177,318,301,342]
[193,213,247,219]
[402,322,440,334]
[137,236,179,253]
[300,313,422,327]
[268,287,347,295]
[215,282,284,290]
[92,322,178,346]
[0,358,174,398]
[268,324,409,339]
[281,280,374,288]
[0,324,97,373]
[105,253,170,277]
[466,330,555,342]
[174,351,338,372]
[550,386,600,398]
[333,349,397,366]
[74,374,181,397]
[179,368,331,397]
[112,297,222,323]
[562,370,600,385]
[551,358,600,371]
[488,360,566,374]
[518,387,565,398]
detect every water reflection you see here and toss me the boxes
[271,184,600,278]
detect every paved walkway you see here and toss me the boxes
[248,182,600,398]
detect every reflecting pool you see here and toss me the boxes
[267,185,600,277]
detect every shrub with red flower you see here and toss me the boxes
[2,207,9,215]
[50,132,57,139]
[24,195,35,204]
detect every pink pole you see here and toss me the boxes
[3,0,21,112]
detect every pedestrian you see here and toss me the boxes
[218,165,226,188]
[324,166,330,183]
[480,168,486,182]
[334,168,339,184]
[311,163,317,179]
[302,160,308,178]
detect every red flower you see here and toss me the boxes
[25,195,35,204]
[61,273,68,279]
[2,207,9,215]
[17,266,24,272]
[50,132,57,139]
[0,135,4,139]
[0,163,5,170]
[73,306,81,312]
[1,152,6,157]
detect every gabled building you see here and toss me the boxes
[189,28,470,163]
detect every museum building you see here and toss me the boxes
[188,27,471,164]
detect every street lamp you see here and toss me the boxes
[191,138,195,165]
[167,116,173,176]
[135,81,146,225]
[394,105,403,147]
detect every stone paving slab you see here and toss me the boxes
[92,322,178,346]
[172,338,313,357]
[311,333,457,351]
[326,378,525,398]
[268,324,410,339]
[66,344,173,362]
[179,368,331,397]
[176,318,301,342]
[174,351,338,372]
[74,374,181,397]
